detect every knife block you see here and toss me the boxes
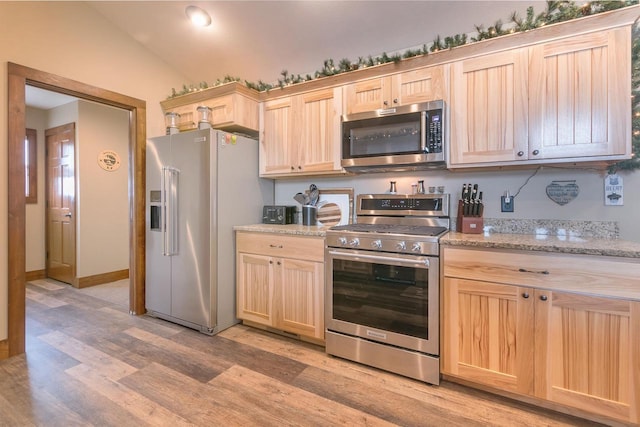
[456,200,484,234]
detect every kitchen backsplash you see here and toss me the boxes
[481,218,619,239]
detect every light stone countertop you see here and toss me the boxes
[233,223,329,237]
[234,222,640,258]
[441,231,640,259]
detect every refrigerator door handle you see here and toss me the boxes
[162,166,180,256]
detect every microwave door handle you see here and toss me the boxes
[420,111,427,153]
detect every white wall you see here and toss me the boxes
[76,100,129,278]
[274,166,640,242]
[0,2,190,340]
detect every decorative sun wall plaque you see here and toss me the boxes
[97,150,121,171]
[546,180,579,205]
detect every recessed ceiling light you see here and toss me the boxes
[185,5,211,27]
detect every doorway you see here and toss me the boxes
[7,62,147,357]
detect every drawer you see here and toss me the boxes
[442,247,640,299]
[236,231,324,262]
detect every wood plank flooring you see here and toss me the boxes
[0,280,605,426]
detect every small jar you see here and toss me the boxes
[197,106,212,129]
[417,180,425,194]
[165,112,180,135]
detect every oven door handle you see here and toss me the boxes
[328,249,430,267]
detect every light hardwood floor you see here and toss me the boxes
[0,280,603,426]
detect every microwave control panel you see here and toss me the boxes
[426,109,443,154]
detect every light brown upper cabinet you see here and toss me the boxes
[260,87,343,178]
[160,82,260,136]
[528,27,630,160]
[344,66,446,115]
[449,49,529,165]
[449,26,631,167]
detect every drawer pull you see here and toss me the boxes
[522,292,530,299]
[518,268,549,275]
[269,244,284,249]
[540,295,548,301]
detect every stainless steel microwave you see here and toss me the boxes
[341,100,445,173]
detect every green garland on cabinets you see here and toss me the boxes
[609,21,640,173]
[168,1,637,96]
[166,1,640,171]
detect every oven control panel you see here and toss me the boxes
[357,193,449,217]
[326,234,439,256]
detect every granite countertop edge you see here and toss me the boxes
[233,224,329,237]
[441,232,640,259]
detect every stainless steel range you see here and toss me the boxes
[325,193,449,385]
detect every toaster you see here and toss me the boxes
[262,205,296,224]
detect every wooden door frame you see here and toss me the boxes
[7,62,147,356]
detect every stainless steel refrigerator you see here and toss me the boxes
[145,128,273,334]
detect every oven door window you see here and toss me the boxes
[344,112,422,158]
[332,258,429,339]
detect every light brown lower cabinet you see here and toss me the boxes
[442,247,640,425]
[236,231,325,341]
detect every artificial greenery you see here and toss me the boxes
[609,20,640,173]
[168,1,636,96]
[166,0,639,171]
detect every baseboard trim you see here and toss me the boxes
[77,269,129,289]
[0,339,8,360]
[25,269,46,282]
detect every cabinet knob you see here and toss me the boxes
[298,165,302,170]
[540,294,548,301]
[277,261,281,266]
[393,98,398,104]
[383,100,389,106]
[532,149,540,156]
[290,166,295,170]
[269,260,273,264]
[517,151,524,157]
[522,292,530,299]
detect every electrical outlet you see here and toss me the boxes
[501,195,514,212]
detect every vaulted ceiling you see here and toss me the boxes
[86,1,545,85]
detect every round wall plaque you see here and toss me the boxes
[97,150,121,171]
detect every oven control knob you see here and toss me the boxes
[338,237,348,246]
[371,239,382,249]
[411,242,422,253]
[349,238,360,247]
[396,241,406,251]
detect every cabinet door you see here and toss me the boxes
[344,77,390,115]
[275,258,324,340]
[529,28,631,160]
[442,277,535,395]
[450,49,528,165]
[391,66,445,106]
[236,253,274,327]
[535,290,640,424]
[260,97,296,175]
[297,87,342,173]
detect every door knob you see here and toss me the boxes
[64,213,72,218]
